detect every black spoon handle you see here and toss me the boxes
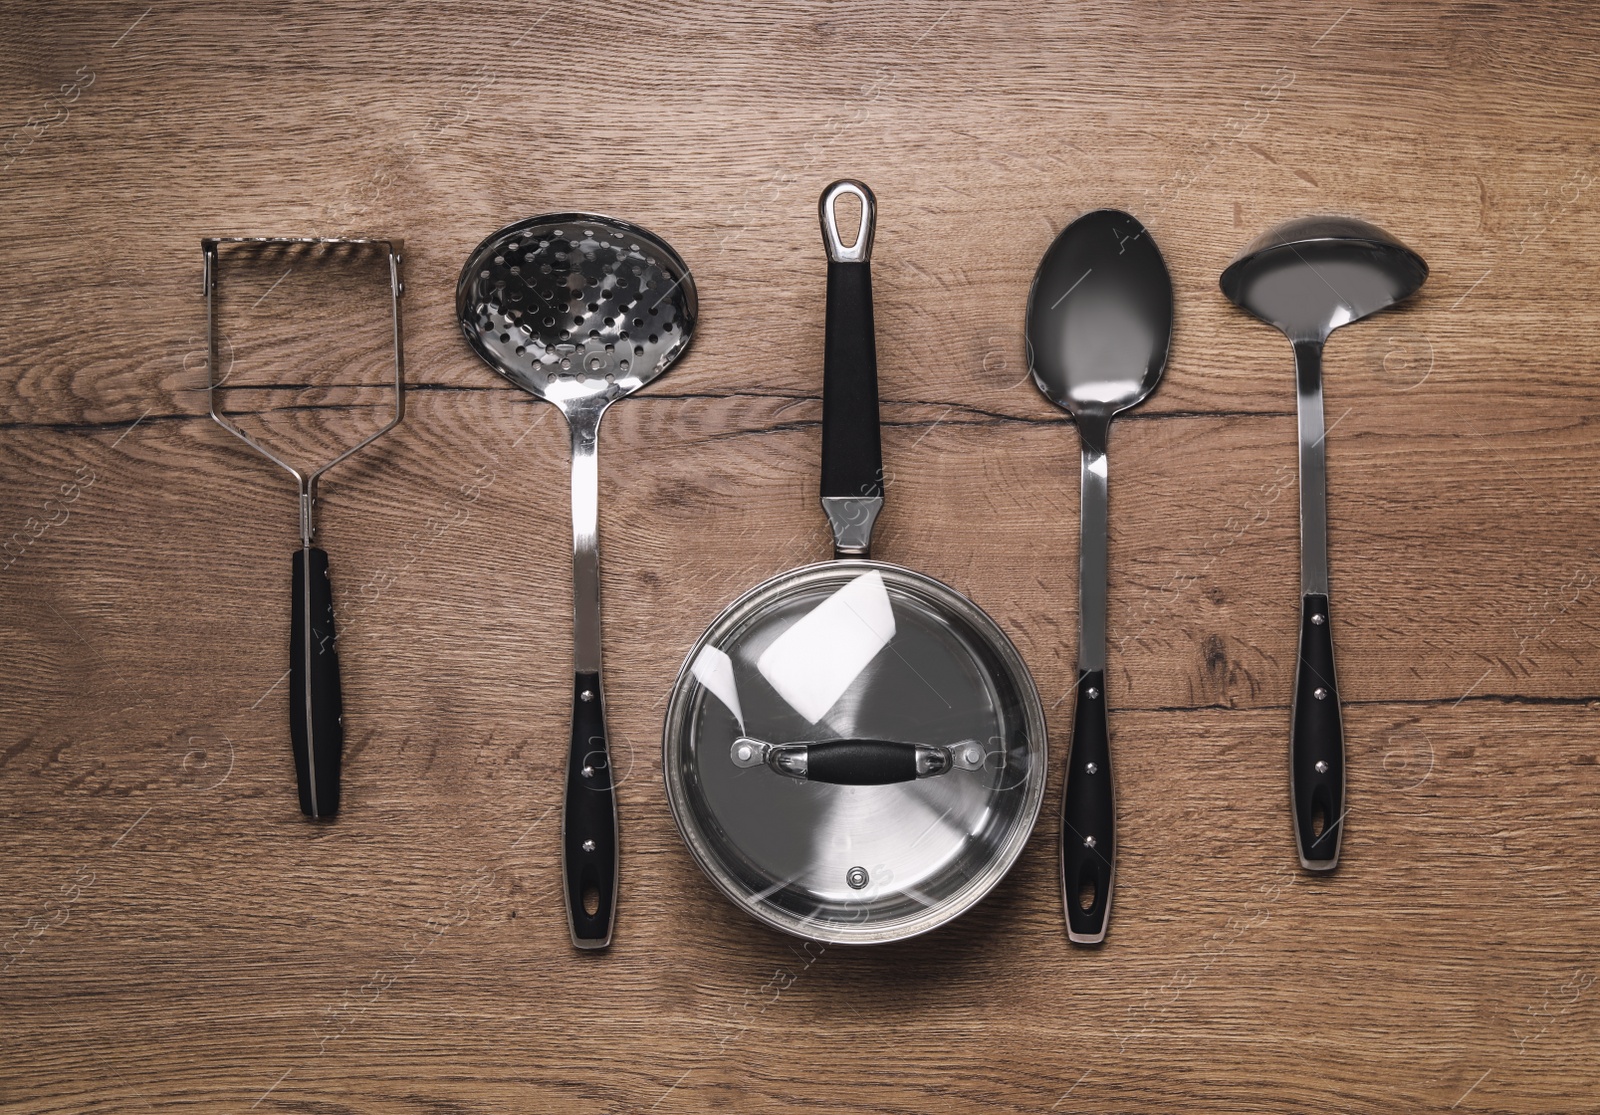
[289,546,342,819]
[1292,594,1344,870]
[564,671,617,949]
[1061,669,1114,944]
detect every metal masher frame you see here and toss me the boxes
[201,236,406,818]
[202,236,406,547]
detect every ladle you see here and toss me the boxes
[1220,216,1427,872]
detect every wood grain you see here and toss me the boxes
[4,2,1600,1112]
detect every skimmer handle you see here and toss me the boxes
[564,672,617,948]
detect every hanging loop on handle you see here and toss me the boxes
[819,180,876,263]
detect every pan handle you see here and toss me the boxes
[731,737,985,784]
[290,546,343,819]
[818,180,883,558]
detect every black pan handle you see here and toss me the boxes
[1061,669,1113,944]
[564,671,617,948]
[818,180,883,557]
[1292,594,1344,870]
[290,546,342,819]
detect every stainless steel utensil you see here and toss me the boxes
[661,181,1048,945]
[202,236,406,820]
[1026,210,1173,945]
[457,214,697,949]
[1220,216,1427,872]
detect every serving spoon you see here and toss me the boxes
[1027,210,1173,945]
[1220,216,1426,872]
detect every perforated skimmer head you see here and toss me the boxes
[456,213,697,409]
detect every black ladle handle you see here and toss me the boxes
[1292,594,1344,870]
[819,180,883,557]
[565,671,617,948]
[290,546,343,819]
[1061,669,1113,944]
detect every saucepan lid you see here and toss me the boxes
[663,558,1047,943]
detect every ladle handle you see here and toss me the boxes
[1292,594,1344,870]
[1061,669,1113,944]
[564,671,617,949]
[818,180,883,557]
[290,546,343,819]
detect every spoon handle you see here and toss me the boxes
[1061,669,1114,943]
[1292,594,1344,870]
[564,408,617,949]
[1062,430,1115,944]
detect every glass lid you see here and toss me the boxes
[663,561,1047,944]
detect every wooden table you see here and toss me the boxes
[4,3,1598,1111]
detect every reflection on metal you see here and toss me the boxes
[755,569,896,724]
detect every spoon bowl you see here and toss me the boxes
[1027,210,1173,424]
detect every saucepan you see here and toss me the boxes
[661,181,1048,944]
